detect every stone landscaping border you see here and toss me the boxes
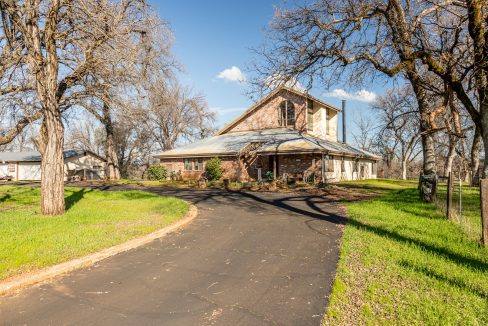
[0,204,198,296]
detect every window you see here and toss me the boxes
[279,100,295,127]
[353,160,359,173]
[326,155,334,172]
[184,159,193,171]
[341,157,345,173]
[194,159,204,171]
[325,108,330,135]
[372,162,377,175]
[307,99,314,130]
[8,163,15,172]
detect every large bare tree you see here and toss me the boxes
[413,0,487,179]
[251,0,460,202]
[0,0,152,214]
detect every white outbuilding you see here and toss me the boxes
[0,150,106,181]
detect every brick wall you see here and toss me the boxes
[160,154,377,182]
[227,89,307,133]
[159,157,240,180]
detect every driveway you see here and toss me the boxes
[0,188,345,325]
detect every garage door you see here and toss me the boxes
[18,162,41,180]
[0,163,8,177]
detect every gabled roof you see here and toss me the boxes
[217,86,341,135]
[155,129,380,160]
[0,149,106,163]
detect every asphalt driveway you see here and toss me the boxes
[0,188,345,325]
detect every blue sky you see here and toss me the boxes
[151,0,390,142]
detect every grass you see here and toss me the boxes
[0,185,188,281]
[436,182,482,241]
[323,179,488,325]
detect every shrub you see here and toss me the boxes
[146,165,167,181]
[265,170,274,181]
[205,157,223,181]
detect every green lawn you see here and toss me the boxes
[436,183,482,241]
[323,179,488,325]
[0,185,188,281]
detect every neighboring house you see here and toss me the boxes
[155,86,380,182]
[0,150,106,181]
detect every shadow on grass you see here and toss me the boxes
[0,194,11,203]
[65,188,92,210]
[347,217,488,273]
[118,191,157,200]
[399,260,488,299]
[378,189,444,220]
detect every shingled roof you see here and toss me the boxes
[0,150,106,163]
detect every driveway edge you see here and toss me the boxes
[0,204,198,296]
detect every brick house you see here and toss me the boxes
[154,86,379,182]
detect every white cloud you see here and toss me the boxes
[217,66,246,83]
[325,89,377,103]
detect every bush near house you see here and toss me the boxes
[323,179,488,325]
[205,157,222,181]
[0,185,188,281]
[146,165,168,181]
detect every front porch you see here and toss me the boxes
[243,153,326,183]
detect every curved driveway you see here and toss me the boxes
[0,188,345,325]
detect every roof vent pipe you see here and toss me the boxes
[342,99,347,143]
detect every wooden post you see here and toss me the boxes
[480,179,488,246]
[446,172,452,220]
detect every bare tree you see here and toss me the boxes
[251,0,452,201]
[0,0,153,214]
[413,0,487,179]
[352,113,376,152]
[145,80,215,151]
[372,87,422,180]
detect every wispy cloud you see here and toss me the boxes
[217,66,246,83]
[325,89,377,103]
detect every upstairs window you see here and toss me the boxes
[279,100,295,127]
[307,99,313,130]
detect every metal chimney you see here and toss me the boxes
[342,99,347,143]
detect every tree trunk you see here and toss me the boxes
[39,111,65,215]
[482,104,488,179]
[401,158,407,180]
[103,103,120,180]
[445,137,457,176]
[408,73,438,202]
[471,125,482,186]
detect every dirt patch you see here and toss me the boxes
[308,185,382,202]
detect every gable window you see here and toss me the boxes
[279,100,295,127]
[307,99,313,130]
[184,159,193,171]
